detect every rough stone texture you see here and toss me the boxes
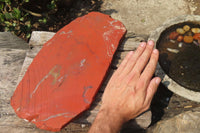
[29,31,56,46]
[121,110,152,133]
[163,94,199,120]
[147,107,200,133]
[149,15,200,102]
[101,0,198,36]
[0,32,28,109]
[0,33,29,132]
[10,12,126,132]
[0,32,28,50]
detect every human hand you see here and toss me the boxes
[89,40,161,133]
[100,40,161,123]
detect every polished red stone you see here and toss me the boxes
[10,12,126,131]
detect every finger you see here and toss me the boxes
[140,49,159,83]
[114,51,134,76]
[144,77,161,106]
[120,42,146,77]
[131,40,154,74]
[133,49,159,101]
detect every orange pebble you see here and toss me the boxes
[193,33,200,40]
[169,31,179,40]
[177,35,183,42]
[183,36,193,43]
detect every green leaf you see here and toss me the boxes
[12,8,21,19]
[43,18,47,24]
[38,19,42,23]
[6,0,11,5]
[4,21,11,26]
[24,13,29,17]
[12,22,16,27]
[4,12,12,20]
[26,33,30,38]
[4,26,9,31]
[0,13,4,22]
[0,4,4,10]
[28,24,31,28]
[1,0,11,5]
[0,0,6,2]
[38,18,47,24]
[19,17,24,21]
[47,0,57,10]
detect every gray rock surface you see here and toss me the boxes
[101,0,198,35]
[0,32,28,102]
[148,107,200,133]
[0,32,29,132]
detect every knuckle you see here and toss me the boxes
[147,44,153,50]
[129,71,139,81]
[135,79,147,91]
[139,77,147,85]
[137,45,145,53]
[145,48,152,56]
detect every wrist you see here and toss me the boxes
[95,106,125,131]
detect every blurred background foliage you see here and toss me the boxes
[0,0,60,40]
[0,0,102,41]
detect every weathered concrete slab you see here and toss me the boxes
[0,33,29,132]
[0,32,28,50]
[101,0,198,35]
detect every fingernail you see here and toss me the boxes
[153,49,158,54]
[156,78,161,85]
[129,51,134,55]
[140,42,146,47]
[148,40,154,46]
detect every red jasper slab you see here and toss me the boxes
[10,12,126,131]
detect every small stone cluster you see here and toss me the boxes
[169,25,200,46]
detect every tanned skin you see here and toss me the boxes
[89,40,161,133]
